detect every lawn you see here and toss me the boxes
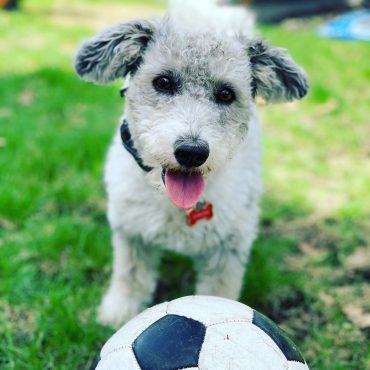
[0,1,369,369]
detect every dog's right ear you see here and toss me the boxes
[247,38,309,103]
[74,20,156,84]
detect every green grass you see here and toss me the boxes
[1,2,370,369]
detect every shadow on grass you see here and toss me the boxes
[153,195,313,312]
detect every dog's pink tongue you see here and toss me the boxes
[165,170,205,209]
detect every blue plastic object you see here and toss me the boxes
[318,10,370,42]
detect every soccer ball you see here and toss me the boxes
[95,296,309,370]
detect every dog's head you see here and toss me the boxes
[75,18,308,208]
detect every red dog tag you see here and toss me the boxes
[186,202,213,226]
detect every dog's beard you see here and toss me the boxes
[145,168,163,190]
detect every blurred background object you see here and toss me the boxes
[0,0,19,10]
[227,0,369,23]
[318,9,370,41]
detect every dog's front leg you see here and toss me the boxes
[195,247,249,301]
[98,229,161,328]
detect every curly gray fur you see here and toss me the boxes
[74,20,155,84]
[248,39,309,102]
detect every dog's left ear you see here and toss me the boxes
[248,39,309,102]
[74,20,156,84]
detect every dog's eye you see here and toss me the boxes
[153,76,175,94]
[216,88,236,104]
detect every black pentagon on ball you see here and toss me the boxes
[252,310,305,363]
[132,314,206,370]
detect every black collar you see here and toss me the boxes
[120,119,153,172]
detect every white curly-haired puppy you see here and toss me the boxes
[74,0,308,327]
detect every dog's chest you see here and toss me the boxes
[114,177,255,256]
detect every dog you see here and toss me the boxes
[74,0,308,327]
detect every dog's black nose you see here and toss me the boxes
[174,142,209,168]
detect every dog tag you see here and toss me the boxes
[186,202,213,226]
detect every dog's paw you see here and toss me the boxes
[98,290,143,328]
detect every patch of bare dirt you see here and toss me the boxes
[0,217,16,231]
[344,247,370,280]
[0,300,37,336]
[17,88,35,106]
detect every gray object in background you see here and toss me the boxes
[1,0,18,10]
[226,0,363,23]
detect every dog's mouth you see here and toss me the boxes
[161,168,205,209]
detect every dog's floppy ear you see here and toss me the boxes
[74,20,156,84]
[248,39,309,102]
